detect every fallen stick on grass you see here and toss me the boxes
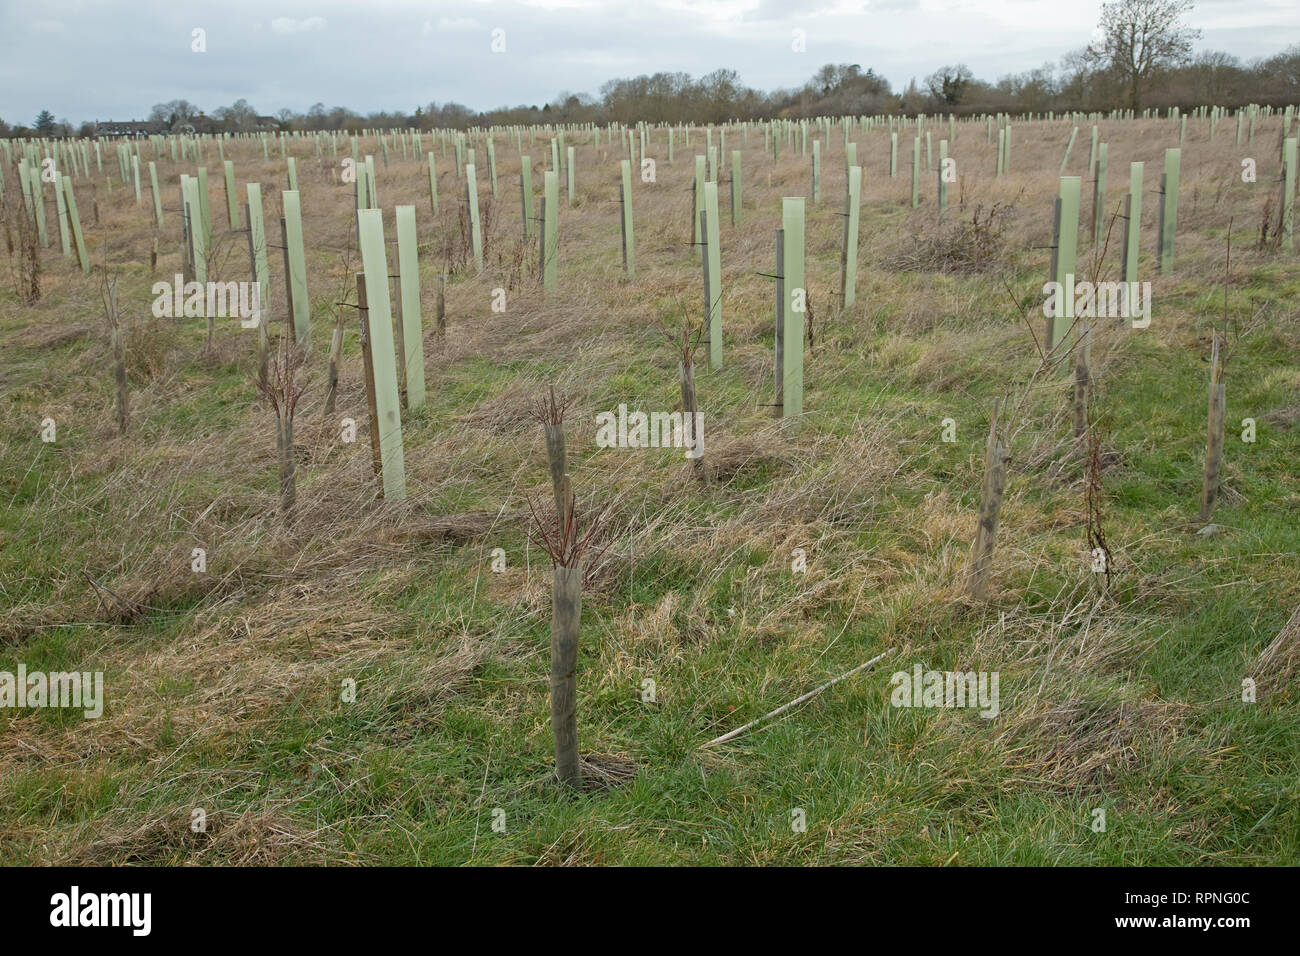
[701,650,889,748]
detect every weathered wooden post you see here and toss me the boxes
[173,174,191,278]
[966,399,1008,601]
[103,273,128,435]
[324,303,345,418]
[437,273,447,337]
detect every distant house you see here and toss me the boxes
[254,115,280,132]
[94,119,162,138]
[171,113,220,135]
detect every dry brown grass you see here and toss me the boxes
[2,112,1296,863]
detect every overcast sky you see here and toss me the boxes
[3,0,1298,125]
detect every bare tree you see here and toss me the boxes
[1088,0,1201,109]
[925,65,974,105]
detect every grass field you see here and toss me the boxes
[1,114,1298,865]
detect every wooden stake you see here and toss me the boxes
[437,273,447,338]
[966,399,1008,601]
[356,272,383,485]
[280,217,296,344]
[773,228,784,417]
[324,307,344,418]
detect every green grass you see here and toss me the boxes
[1,119,1298,865]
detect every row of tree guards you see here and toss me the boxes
[10,103,1297,788]
[12,106,1298,288]
[17,108,1298,520]
[18,111,1298,516]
